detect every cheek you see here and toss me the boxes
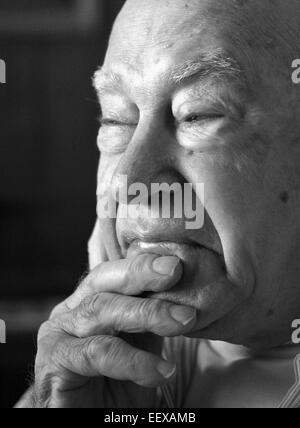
[180,156,259,291]
[180,154,253,233]
[97,154,121,195]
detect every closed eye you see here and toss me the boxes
[100,118,137,127]
[184,113,225,123]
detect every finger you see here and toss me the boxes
[51,254,182,318]
[57,292,197,338]
[48,334,177,388]
[99,218,123,262]
[80,254,183,300]
[88,220,109,269]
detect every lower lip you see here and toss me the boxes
[127,240,204,261]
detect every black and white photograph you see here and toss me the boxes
[1,0,300,411]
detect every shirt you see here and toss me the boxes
[159,337,300,408]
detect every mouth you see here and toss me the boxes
[127,238,205,259]
[115,212,226,307]
[114,218,245,336]
[117,215,225,296]
[118,216,224,260]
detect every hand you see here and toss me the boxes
[30,254,196,408]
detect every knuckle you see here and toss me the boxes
[82,337,100,366]
[101,336,122,364]
[64,311,87,338]
[37,321,59,344]
[51,338,80,374]
[37,321,51,343]
[84,336,116,368]
[71,318,90,339]
[128,254,151,277]
[79,293,103,320]
[49,304,62,320]
[140,298,164,324]
[70,293,114,338]
[49,340,68,369]
[126,255,168,294]
[66,311,81,336]
[129,350,154,385]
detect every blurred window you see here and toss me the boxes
[0,0,102,35]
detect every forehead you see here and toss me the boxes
[103,0,267,87]
[111,0,249,45]
[98,0,296,104]
[102,0,249,95]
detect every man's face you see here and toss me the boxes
[94,0,300,349]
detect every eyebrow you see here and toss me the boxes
[93,49,245,97]
[170,50,244,84]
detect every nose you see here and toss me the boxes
[98,116,185,262]
[111,119,184,206]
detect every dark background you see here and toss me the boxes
[0,0,125,408]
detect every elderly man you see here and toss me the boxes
[18,0,300,408]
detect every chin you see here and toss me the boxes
[126,240,249,334]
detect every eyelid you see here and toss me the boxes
[100,115,138,127]
[180,112,225,124]
[175,100,225,121]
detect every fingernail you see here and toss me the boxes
[152,256,180,276]
[169,306,196,326]
[157,361,177,379]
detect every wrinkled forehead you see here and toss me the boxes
[105,0,278,73]
[112,0,217,48]
[98,0,299,101]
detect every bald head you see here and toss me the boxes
[109,0,300,74]
[116,0,300,45]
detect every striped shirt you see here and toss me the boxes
[159,338,300,408]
